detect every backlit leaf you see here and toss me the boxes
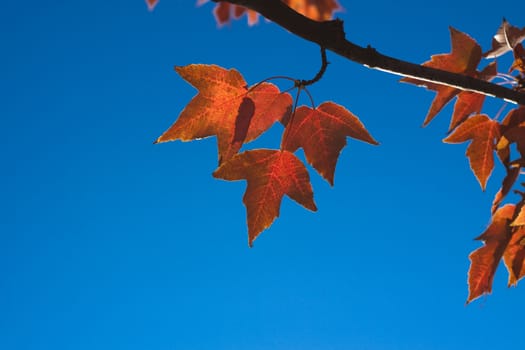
[484,19,525,58]
[467,204,516,303]
[145,0,158,10]
[449,92,486,132]
[155,64,292,164]
[498,106,525,160]
[207,1,259,26]
[491,166,520,213]
[401,27,483,126]
[512,206,525,227]
[448,63,497,131]
[199,0,341,26]
[509,43,525,74]
[213,149,317,246]
[443,114,500,190]
[281,102,378,185]
[503,226,525,287]
[285,0,341,21]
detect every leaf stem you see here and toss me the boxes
[280,86,303,150]
[300,87,315,108]
[299,46,328,87]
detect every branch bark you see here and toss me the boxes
[212,0,525,105]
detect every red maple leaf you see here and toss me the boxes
[199,0,341,26]
[510,43,525,74]
[281,102,378,185]
[203,1,259,26]
[213,149,317,246]
[503,226,525,287]
[512,205,525,227]
[285,0,341,21]
[491,166,521,213]
[155,64,292,164]
[467,204,516,303]
[443,114,500,190]
[497,106,525,161]
[447,63,497,131]
[145,0,158,10]
[401,28,485,126]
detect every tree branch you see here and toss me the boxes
[212,0,525,105]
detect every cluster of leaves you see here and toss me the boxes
[146,0,341,25]
[154,64,378,246]
[401,20,525,303]
[151,0,525,302]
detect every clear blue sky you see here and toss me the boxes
[2,1,524,349]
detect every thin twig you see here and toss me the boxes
[300,47,328,87]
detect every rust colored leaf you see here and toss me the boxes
[285,0,341,21]
[401,28,482,126]
[503,227,525,287]
[496,143,510,167]
[155,64,292,164]
[281,102,378,185]
[213,149,317,246]
[467,204,516,303]
[498,106,525,160]
[512,206,525,227]
[210,1,259,26]
[449,92,485,132]
[484,19,525,58]
[199,0,341,26]
[443,114,500,190]
[491,166,521,213]
[448,63,497,131]
[145,0,158,10]
[510,43,525,74]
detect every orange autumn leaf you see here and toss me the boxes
[213,149,317,246]
[199,0,341,26]
[510,43,525,74]
[467,204,516,303]
[155,64,292,164]
[448,63,497,131]
[145,0,158,10]
[401,27,483,126]
[512,206,525,227]
[503,226,525,287]
[491,166,521,213]
[285,0,341,21]
[448,92,485,132]
[443,114,500,190]
[498,106,525,160]
[208,1,259,26]
[281,102,378,185]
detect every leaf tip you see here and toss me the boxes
[153,137,161,144]
[477,177,489,191]
[146,0,158,11]
[153,136,164,144]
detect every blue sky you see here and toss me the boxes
[2,1,524,349]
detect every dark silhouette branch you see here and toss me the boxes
[299,47,328,87]
[212,0,525,105]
